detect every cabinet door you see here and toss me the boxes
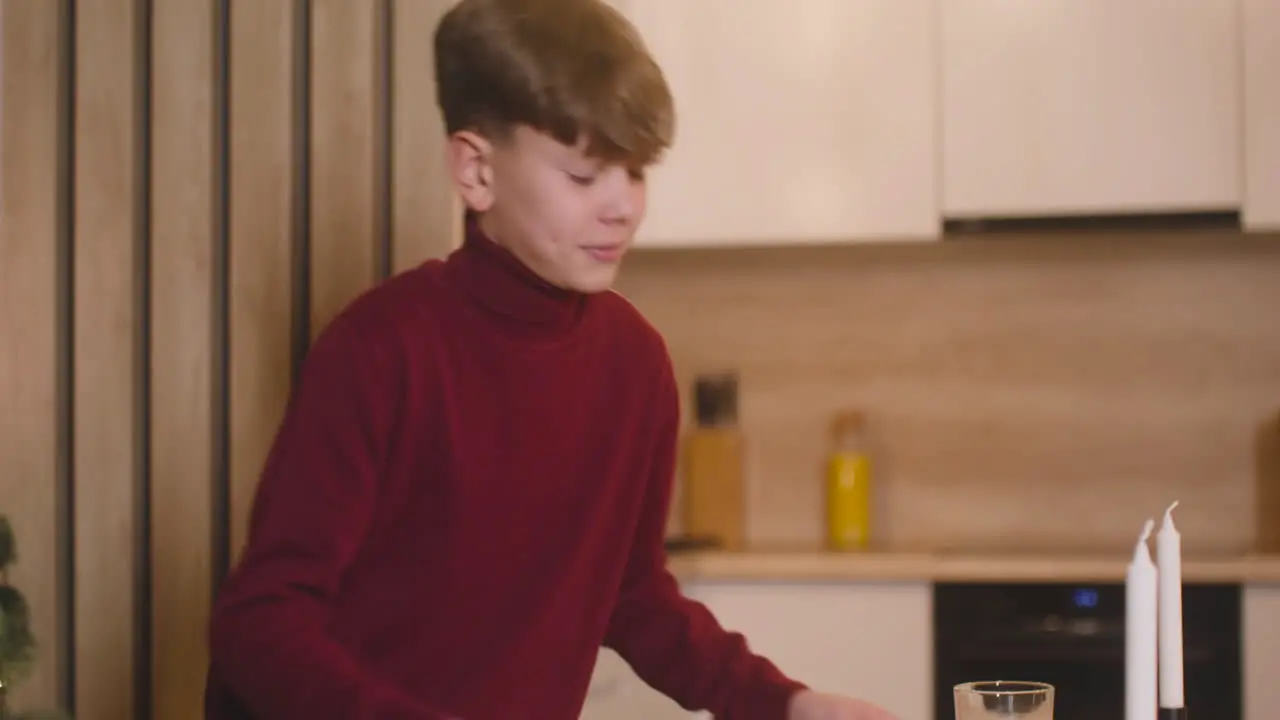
[615,0,939,246]
[580,648,693,720]
[1245,585,1280,720]
[686,581,933,720]
[1243,0,1280,231]
[940,0,1240,218]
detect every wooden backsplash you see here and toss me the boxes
[615,232,1280,555]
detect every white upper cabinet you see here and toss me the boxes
[616,0,940,247]
[939,1,1242,219]
[1243,0,1280,231]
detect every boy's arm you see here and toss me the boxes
[207,317,452,720]
[602,361,806,720]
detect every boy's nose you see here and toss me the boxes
[598,172,642,225]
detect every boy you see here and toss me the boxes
[204,0,898,718]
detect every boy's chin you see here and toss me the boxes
[561,264,621,294]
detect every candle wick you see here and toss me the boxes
[1163,500,1180,527]
[1138,518,1155,544]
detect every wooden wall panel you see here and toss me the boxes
[228,0,298,561]
[310,0,383,336]
[0,1,66,711]
[4,0,469,715]
[391,0,461,269]
[73,0,143,717]
[149,0,219,717]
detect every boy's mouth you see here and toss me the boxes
[583,245,626,263]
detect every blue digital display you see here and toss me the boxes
[1073,588,1099,609]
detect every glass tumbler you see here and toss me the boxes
[954,681,1054,719]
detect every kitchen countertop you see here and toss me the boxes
[666,548,1280,583]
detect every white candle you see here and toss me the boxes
[1157,501,1185,708]
[1126,518,1158,720]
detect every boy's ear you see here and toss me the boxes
[446,130,496,212]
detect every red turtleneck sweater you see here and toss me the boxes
[203,219,804,720]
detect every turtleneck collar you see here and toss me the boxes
[442,212,587,340]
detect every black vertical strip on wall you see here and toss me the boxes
[54,0,77,713]
[291,0,313,379]
[374,0,394,281]
[134,0,154,717]
[210,0,232,596]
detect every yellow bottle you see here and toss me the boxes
[826,411,872,551]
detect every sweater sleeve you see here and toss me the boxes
[207,316,454,720]
[602,358,806,720]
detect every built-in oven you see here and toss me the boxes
[933,582,1241,720]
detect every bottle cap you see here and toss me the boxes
[693,372,739,427]
[831,410,867,440]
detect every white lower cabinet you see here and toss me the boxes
[580,646,691,720]
[1245,584,1280,720]
[585,579,1272,720]
[581,580,933,719]
[686,581,933,720]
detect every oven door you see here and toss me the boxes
[932,583,1241,720]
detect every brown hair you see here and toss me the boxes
[433,0,675,168]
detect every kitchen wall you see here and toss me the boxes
[615,231,1280,555]
[3,2,1278,718]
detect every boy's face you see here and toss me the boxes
[447,125,647,294]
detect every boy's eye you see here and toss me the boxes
[567,171,597,186]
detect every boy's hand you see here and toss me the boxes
[787,689,899,720]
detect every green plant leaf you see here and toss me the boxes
[0,517,15,570]
[0,585,36,684]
